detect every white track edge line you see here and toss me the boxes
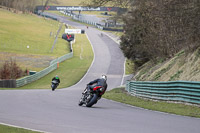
[0,122,50,133]
[69,33,95,87]
[103,32,125,86]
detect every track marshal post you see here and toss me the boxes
[62,28,85,52]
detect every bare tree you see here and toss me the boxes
[0,0,39,13]
[83,0,132,8]
[0,59,23,79]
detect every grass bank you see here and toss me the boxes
[0,124,40,133]
[0,8,93,90]
[18,34,93,89]
[0,8,69,71]
[103,88,200,118]
[0,8,67,56]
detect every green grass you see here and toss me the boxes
[111,31,123,37]
[0,124,40,133]
[169,70,183,81]
[18,34,93,89]
[125,59,134,75]
[0,9,68,56]
[103,88,200,118]
[0,8,93,90]
[0,8,71,71]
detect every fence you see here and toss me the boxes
[60,11,123,32]
[16,45,73,87]
[0,80,16,88]
[37,11,58,20]
[126,80,200,104]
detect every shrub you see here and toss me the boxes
[0,59,24,79]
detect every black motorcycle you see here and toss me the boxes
[79,85,106,107]
[51,80,59,91]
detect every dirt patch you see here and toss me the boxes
[0,52,56,71]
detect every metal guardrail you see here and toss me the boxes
[72,15,101,28]
[60,11,113,31]
[126,80,200,104]
[71,15,123,32]
[16,49,73,88]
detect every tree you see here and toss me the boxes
[83,0,132,8]
[120,0,200,68]
[0,0,40,13]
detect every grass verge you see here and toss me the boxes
[18,34,93,89]
[0,8,69,71]
[125,59,134,75]
[0,124,40,133]
[0,8,67,56]
[103,88,200,118]
[0,33,93,90]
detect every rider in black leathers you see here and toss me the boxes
[87,75,108,93]
[52,75,60,84]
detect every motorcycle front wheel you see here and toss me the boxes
[78,94,85,106]
[86,94,98,107]
[51,84,57,91]
[78,100,84,106]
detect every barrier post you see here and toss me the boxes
[57,62,59,68]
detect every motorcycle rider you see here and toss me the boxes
[87,75,108,94]
[51,75,60,91]
[52,75,60,84]
[79,75,107,106]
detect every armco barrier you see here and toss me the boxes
[16,50,73,88]
[0,80,16,88]
[126,81,200,104]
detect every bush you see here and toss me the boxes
[0,59,24,79]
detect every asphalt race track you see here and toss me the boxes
[0,14,200,133]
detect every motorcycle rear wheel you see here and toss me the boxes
[86,94,98,107]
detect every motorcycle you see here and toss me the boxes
[79,85,106,107]
[51,80,59,91]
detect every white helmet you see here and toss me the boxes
[101,75,107,81]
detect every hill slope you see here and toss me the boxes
[134,48,200,81]
[0,8,68,71]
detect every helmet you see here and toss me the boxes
[55,75,59,79]
[101,75,107,81]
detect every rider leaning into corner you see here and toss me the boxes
[52,75,60,84]
[87,75,108,96]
